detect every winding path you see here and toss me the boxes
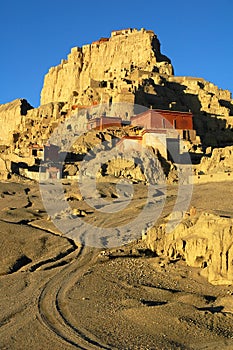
[37,246,112,350]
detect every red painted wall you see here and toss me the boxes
[88,116,122,130]
[100,117,122,130]
[131,110,193,130]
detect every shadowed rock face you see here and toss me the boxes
[145,212,233,285]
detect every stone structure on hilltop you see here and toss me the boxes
[0,28,233,286]
[0,27,233,178]
[40,28,173,108]
[39,28,233,150]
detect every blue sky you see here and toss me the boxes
[1,0,232,107]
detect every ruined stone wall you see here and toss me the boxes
[1,28,233,159]
[40,28,173,106]
[14,102,67,155]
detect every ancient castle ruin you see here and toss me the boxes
[0,28,233,181]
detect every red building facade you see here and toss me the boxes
[87,116,122,131]
[130,109,193,131]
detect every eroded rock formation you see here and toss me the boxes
[0,99,33,145]
[144,212,233,285]
[198,145,233,174]
[40,28,173,107]
[0,27,233,178]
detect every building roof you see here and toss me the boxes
[131,109,193,120]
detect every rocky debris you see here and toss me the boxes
[167,77,233,117]
[144,212,233,285]
[0,152,35,180]
[70,129,117,154]
[197,146,233,174]
[102,156,147,182]
[64,163,78,177]
[14,102,67,155]
[4,153,35,167]
[0,99,33,145]
[81,147,167,185]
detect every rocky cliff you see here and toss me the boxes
[39,28,233,148]
[0,99,33,145]
[1,28,233,154]
[40,28,173,107]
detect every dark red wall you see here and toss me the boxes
[131,110,193,130]
[100,117,122,130]
[88,116,122,130]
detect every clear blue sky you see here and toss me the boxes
[1,0,232,107]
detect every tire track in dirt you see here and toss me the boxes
[37,245,112,349]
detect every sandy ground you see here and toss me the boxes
[0,178,233,349]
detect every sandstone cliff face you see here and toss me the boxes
[2,28,233,158]
[40,28,173,107]
[0,99,33,145]
[39,28,233,149]
[144,212,233,285]
[13,102,67,154]
[198,146,233,174]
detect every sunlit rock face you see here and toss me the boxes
[145,212,233,285]
[40,28,173,107]
[0,99,33,145]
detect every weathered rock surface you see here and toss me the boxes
[39,28,233,149]
[97,148,166,184]
[0,99,33,145]
[14,102,67,154]
[40,28,173,107]
[198,146,233,174]
[1,28,233,157]
[144,212,233,285]
[1,28,233,170]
